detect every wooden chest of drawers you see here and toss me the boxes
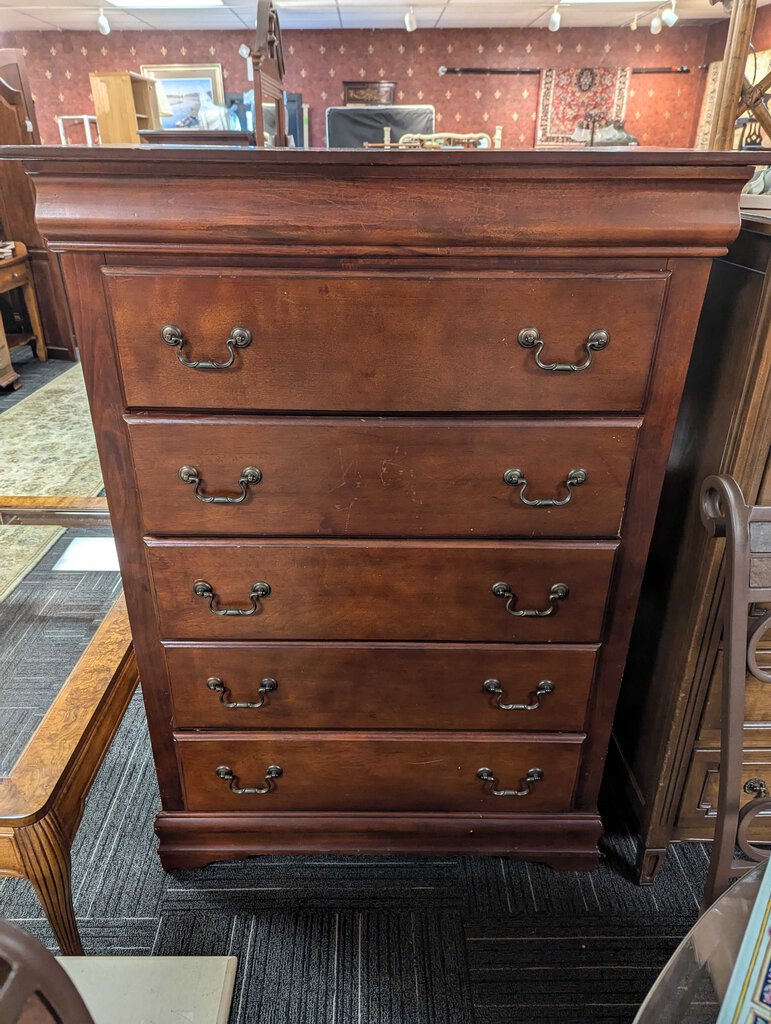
[14,147,752,870]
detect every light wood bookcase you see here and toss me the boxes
[89,71,161,144]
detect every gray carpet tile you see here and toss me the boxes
[0,707,43,775]
[466,915,707,1024]
[0,527,121,764]
[0,689,710,1024]
[0,345,74,411]
[0,527,713,1023]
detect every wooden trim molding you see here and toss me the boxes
[4,147,754,255]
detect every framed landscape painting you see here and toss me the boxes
[140,63,225,129]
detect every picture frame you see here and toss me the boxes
[343,81,396,106]
[140,63,225,130]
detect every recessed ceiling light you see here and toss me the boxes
[106,0,223,8]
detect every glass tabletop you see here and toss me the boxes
[634,863,766,1024]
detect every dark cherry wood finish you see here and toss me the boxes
[106,270,666,413]
[146,538,617,642]
[6,146,752,871]
[175,731,584,813]
[137,129,256,147]
[164,642,598,732]
[128,417,639,538]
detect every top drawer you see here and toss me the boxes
[104,269,667,413]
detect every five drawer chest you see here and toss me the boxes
[15,147,752,870]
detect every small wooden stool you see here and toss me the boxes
[0,241,48,390]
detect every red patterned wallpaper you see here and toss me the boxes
[0,23,715,147]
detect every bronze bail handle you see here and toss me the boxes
[503,467,587,507]
[178,465,262,505]
[518,327,609,373]
[477,767,544,797]
[193,580,271,616]
[215,764,282,795]
[161,324,252,370]
[491,582,569,617]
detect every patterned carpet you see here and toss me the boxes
[0,346,73,414]
[0,353,103,600]
[0,355,713,1023]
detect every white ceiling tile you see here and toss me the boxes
[0,0,744,32]
[0,7,62,27]
[131,6,244,27]
[277,8,341,28]
[337,0,445,28]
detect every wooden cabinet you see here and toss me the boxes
[0,50,75,359]
[89,72,161,144]
[614,215,771,882]
[8,147,751,871]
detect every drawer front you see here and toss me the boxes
[147,539,617,643]
[165,642,598,731]
[106,269,667,413]
[696,646,771,747]
[675,748,771,839]
[129,417,639,539]
[176,731,584,812]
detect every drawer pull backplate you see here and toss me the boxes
[215,764,282,795]
[161,323,252,370]
[483,678,555,711]
[477,766,544,797]
[503,467,587,507]
[206,675,277,709]
[491,581,569,617]
[518,326,609,373]
[193,579,271,616]
[179,464,262,504]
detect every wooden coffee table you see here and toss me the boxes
[0,591,137,954]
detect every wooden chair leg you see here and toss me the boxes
[21,279,48,362]
[14,815,84,955]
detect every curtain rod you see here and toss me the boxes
[437,65,692,76]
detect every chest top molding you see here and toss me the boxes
[0,146,755,256]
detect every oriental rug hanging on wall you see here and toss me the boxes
[696,51,771,149]
[694,61,722,149]
[535,66,631,147]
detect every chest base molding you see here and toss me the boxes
[154,810,603,872]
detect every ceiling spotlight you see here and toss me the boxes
[650,12,662,32]
[661,1,678,25]
[548,4,561,31]
[97,7,111,33]
[630,13,638,29]
[404,6,417,31]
